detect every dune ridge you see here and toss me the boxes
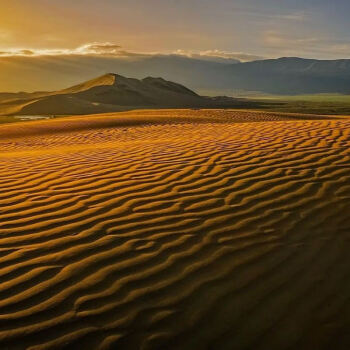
[0,109,339,141]
[0,110,349,349]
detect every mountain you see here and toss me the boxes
[223,57,350,94]
[0,55,235,94]
[1,56,350,96]
[0,73,251,116]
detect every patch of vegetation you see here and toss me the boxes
[250,94,350,115]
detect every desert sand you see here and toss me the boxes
[0,109,349,350]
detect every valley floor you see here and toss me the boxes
[0,110,350,349]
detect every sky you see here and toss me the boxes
[0,0,350,60]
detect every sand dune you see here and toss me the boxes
[0,74,255,117]
[0,109,349,349]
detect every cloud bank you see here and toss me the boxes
[0,42,264,63]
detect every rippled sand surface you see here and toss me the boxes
[0,110,349,350]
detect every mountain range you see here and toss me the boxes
[0,73,253,116]
[1,55,350,95]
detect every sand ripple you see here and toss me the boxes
[0,111,349,349]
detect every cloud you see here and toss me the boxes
[5,36,349,63]
[173,49,264,63]
[0,42,264,62]
[277,11,308,22]
[0,42,125,57]
[76,43,122,55]
[0,42,156,59]
[263,31,318,48]
[18,49,35,56]
[262,31,350,58]
[230,6,309,22]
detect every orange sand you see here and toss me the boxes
[0,109,349,349]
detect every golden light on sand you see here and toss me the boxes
[0,110,349,348]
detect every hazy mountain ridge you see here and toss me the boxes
[224,57,350,94]
[1,56,350,96]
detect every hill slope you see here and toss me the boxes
[0,73,249,116]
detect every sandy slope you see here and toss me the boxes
[0,109,349,350]
[0,74,252,116]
